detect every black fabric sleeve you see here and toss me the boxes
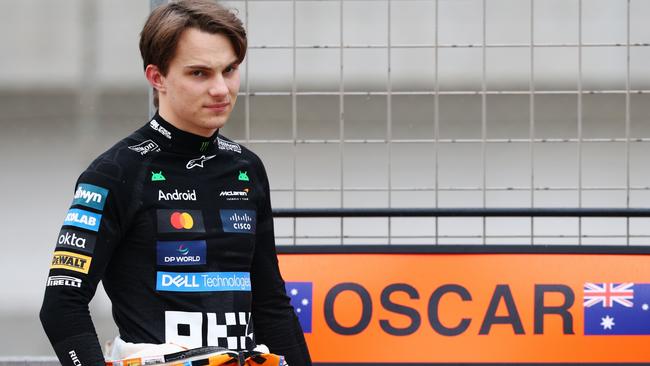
[40,161,132,366]
[250,159,312,366]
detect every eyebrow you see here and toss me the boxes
[184,61,239,71]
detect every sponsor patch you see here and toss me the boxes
[158,189,197,201]
[63,208,102,232]
[156,272,251,292]
[129,139,160,155]
[217,137,242,154]
[56,228,96,254]
[220,209,256,234]
[157,240,207,266]
[238,171,249,182]
[157,209,205,233]
[165,310,253,350]
[150,119,172,139]
[72,183,108,211]
[47,275,82,288]
[51,251,92,274]
[186,155,216,169]
[151,171,166,181]
[69,351,81,366]
[219,189,249,201]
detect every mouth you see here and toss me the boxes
[204,102,230,113]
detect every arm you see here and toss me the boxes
[250,160,312,366]
[40,165,131,366]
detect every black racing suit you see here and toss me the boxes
[40,113,311,366]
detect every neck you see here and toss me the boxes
[158,106,217,138]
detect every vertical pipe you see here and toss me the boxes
[339,0,345,245]
[529,0,536,245]
[387,0,393,244]
[292,0,298,245]
[244,0,251,143]
[481,0,488,245]
[434,0,440,245]
[625,0,631,245]
[577,0,583,245]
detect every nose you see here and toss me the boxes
[208,74,229,97]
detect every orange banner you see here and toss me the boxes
[279,253,650,363]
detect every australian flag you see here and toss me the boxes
[584,282,650,335]
[285,282,313,333]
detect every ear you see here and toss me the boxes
[145,64,166,93]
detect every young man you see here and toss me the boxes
[40,1,311,365]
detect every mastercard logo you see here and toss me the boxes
[170,211,194,230]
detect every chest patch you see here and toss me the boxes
[157,240,207,266]
[219,210,256,234]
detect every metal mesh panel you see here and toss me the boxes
[216,0,650,246]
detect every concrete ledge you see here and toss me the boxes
[0,357,60,366]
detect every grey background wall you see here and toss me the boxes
[1,0,649,357]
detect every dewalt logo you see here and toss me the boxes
[51,251,92,274]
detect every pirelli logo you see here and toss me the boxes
[51,251,92,274]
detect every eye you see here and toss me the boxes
[191,70,206,77]
[224,65,238,74]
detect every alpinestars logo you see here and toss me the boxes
[129,140,160,155]
[150,120,172,139]
[186,155,216,169]
[217,137,242,154]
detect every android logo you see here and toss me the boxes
[151,171,166,181]
[238,171,249,182]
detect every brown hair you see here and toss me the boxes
[139,0,247,107]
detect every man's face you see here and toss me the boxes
[153,28,240,137]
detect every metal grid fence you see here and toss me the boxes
[209,0,650,246]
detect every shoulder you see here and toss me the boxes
[217,134,270,189]
[216,134,265,168]
[83,130,158,184]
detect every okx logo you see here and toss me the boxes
[72,183,108,211]
[286,282,313,333]
[220,210,256,234]
[157,209,205,233]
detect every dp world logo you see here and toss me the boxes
[157,240,206,266]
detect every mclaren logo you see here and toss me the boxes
[219,189,249,197]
